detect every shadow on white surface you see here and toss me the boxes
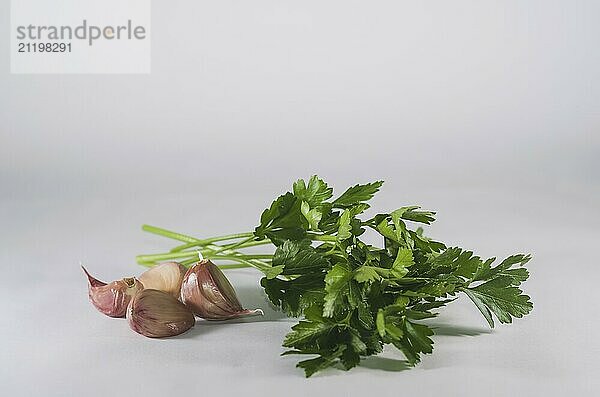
[429,322,492,337]
[361,356,412,372]
[234,285,289,322]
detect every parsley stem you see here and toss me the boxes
[144,224,338,250]
[171,238,270,253]
[136,251,204,263]
[139,259,255,270]
[217,263,253,270]
[208,254,273,260]
[180,257,199,267]
[307,233,338,242]
[136,251,273,264]
[208,256,270,272]
[210,236,255,255]
[142,224,254,245]
[142,224,200,243]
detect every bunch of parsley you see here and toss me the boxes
[137,176,532,377]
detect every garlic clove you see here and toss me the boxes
[127,289,195,338]
[180,260,263,320]
[82,266,143,318]
[138,262,187,298]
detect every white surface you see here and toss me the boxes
[1,1,599,396]
[1,186,598,396]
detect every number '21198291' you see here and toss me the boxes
[18,42,72,53]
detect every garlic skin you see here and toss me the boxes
[82,266,144,318]
[180,260,263,320]
[127,289,195,338]
[138,262,187,298]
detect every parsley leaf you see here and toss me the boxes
[391,248,414,278]
[337,209,352,241]
[333,181,384,208]
[393,320,434,365]
[272,239,329,276]
[261,275,325,317]
[323,263,355,317]
[293,175,333,207]
[301,201,322,231]
[464,277,533,327]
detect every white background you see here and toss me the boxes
[1,1,599,396]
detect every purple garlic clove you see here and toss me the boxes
[127,289,195,338]
[180,260,263,320]
[138,262,187,299]
[82,266,144,318]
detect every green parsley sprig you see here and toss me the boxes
[136,176,532,377]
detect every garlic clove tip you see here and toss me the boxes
[83,267,143,318]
